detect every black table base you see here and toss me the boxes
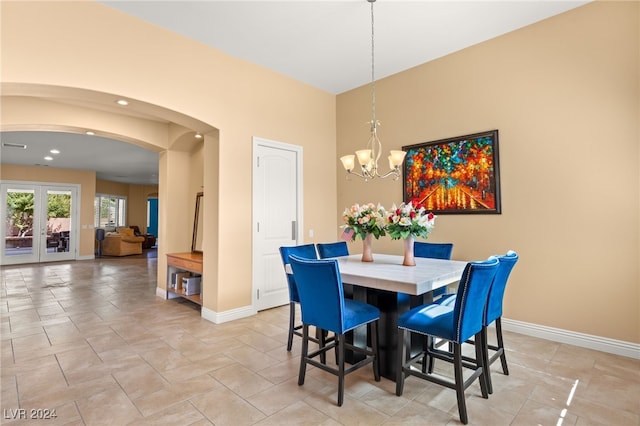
[345,284,435,381]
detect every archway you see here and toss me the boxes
[1,83,219,301]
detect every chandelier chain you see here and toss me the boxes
[370,0,376,126]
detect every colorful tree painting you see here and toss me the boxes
[402,130,501,214]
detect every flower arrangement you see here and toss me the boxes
[342,203,387,240]
[386,202,436,240]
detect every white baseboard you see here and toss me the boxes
[155,287,256,324]
[502,318,640,360]
[201,305,256,324]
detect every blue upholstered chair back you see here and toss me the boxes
[452,258,500,343]
[316,241,349,259]
[288,255,347,334]
[414,242,454,260]
[278,244,318,303]
[485,251,519,326]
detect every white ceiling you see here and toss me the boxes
[1,0,590,185]
[1,131,159,186]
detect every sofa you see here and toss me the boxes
[102,227,145,256]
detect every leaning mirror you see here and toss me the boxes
[192,192,203,253]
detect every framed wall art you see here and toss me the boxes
[402,130,501,214]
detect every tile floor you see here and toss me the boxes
[1,255,639,425]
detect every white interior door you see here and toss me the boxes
[2,182,78,265]
[253,137,302,311]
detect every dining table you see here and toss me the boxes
[333,253,468,381]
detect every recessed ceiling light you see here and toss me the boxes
[2,142,27,149]
[195,133,203,139]
[116,99,129,106]
[86,131,95,136]
[50,149,60,154]
[44,156,53,161]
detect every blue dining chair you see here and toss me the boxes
[395,257,500,425]
[316,241,349,259]
[437,250,519,394]
[414,241,454,260]
[278,244,320,352]
[414,241,454,299]
[289,254,380,407]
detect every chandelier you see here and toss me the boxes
[340,0,406,181]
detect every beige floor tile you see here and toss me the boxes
[132,375,221,417]
[190,387,267,425]
[75,385,143,426]
[160,352,237,383]
[256,357,301,385]
[577,372,640,414]
[511,398,578,426]
[112,360,169,400]
[211,363,276,398]
[252,400,332,426]
[304,392,390,425]
[128,400,209,425]
[568,394,640,425]
[247,377,320,416]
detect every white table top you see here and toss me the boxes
[289,254,468,296]
[336,254,467,295]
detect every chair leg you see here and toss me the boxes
[495,318,509,375]
[287,302,296,352]
[396,328,407,396]
[337,334,345,407]
[427,336,436,373]
[421,336,430,373]
[453,343,469,425]
[476,331,490,398]
[319,328,327,364]
[371,321,380,382]
[298,324,309,386]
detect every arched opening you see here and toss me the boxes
[1,83,219,304]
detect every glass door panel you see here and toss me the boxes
[3,185,38,263]
[1,183,77,265]
[41,187,75,262]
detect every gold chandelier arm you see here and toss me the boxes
[373,167,402,180]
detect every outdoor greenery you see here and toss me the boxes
[6,192,71,237]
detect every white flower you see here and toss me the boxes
[399,217,412,227]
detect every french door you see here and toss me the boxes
[1,182,78,265]
[252,137,303,311]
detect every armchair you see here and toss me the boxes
[129,226,156,249]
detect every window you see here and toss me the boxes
[94,194,127,228]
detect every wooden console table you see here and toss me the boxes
[166,252,203,305]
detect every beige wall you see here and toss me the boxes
[337,1,639,343]
[1,1,337,315]
[95,179,158,233]
[0,165,96,257]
